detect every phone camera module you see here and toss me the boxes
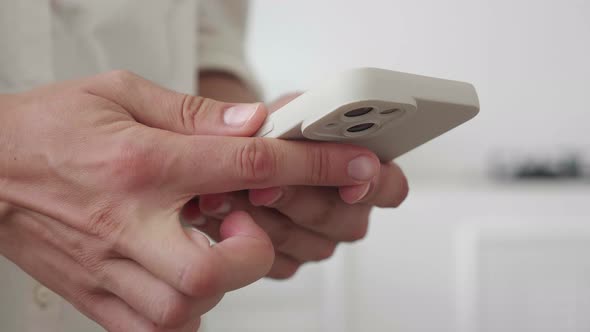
[344,107,373,117]
[347,123,375,133]
[380,108,402,115]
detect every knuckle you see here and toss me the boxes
[73,248,104,282]
[157,291,191,327]
[271,263,301,280]
[314,241,337,261]
[0,201,15,222]
[86,205,121,241]
[104,69,138,87]
[178,256,219,297]
[71,290,120,331]
[306,146,331,185]
[200,293,225,314]
[236,138,278,184]
[383,164,409,207]
[93,262,116,291]
[309,213,331,228]
[70,289,98,314]
[392,174,410,207]
[342,217,370,242]
[269,221,292,250]
[179,95,207,131]
[105,136,160,192]
[307,201,336,227]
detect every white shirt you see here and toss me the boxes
[0,1,254,331]
[0,0,256,94]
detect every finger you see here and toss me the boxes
[157,133,381,195]
[9,208,213,328]
[199,192,337,262]
[179,198,208,227]
[85,70,267,136]
[338,182,372,205]
[163,317,202,332]
[117,211,274,297]
[190,216,303,280]
[249,186,372,242]
[162,317,201,332]
[358,162,409,207]
[266,253,302,280]
[197,193,232,219]
[100,258,223,328]
[3,212,155,332]
[87,294,202,332]
[81,293,158,332]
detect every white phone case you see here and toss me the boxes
[256,68,479,161]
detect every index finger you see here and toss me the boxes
[157,134,381,195]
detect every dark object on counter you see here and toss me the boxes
[516,156,582,179]
[490,150,589,181]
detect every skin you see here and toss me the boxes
[197,72,409,279]
[0,71,386,331]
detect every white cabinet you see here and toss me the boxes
[203,182,590,332]
[456,219,590,332]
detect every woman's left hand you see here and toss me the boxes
[190,94,409,279]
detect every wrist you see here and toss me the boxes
[0,93,19,214]
[197,70,259,103]
[0,93,16,107]
[0,93,18,125]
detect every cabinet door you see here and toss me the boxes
[202,249,354,332]
[456,220,590,332]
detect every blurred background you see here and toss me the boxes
[203,0,590,331]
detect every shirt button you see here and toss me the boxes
[34,284,52,309]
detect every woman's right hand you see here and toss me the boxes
[0,71,381,331]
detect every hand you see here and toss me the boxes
[0,73,381,330]
[193,93,409,279]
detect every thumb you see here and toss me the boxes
[84,70,267,136]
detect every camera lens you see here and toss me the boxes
[347,123,375,133]
[344,107,373,117]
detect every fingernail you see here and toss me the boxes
[191,215,207,226]
[223,103,260,127]
[347,155,379,181]
[211,200,231,216]
[250,187,284,206]
[356,182,372,202]
[265,188,284,206]
[201,195,232,217]
[339,181,372,204]
[180,214,207,227]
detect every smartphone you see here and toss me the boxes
[256,68,479,161]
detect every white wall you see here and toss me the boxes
[205,1,590,331]
[246,0,590,180]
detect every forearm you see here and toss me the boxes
[0,95,16,234]
[0,94,15,211]
[197,70,259,103]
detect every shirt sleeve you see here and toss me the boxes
[197,0,262,98]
